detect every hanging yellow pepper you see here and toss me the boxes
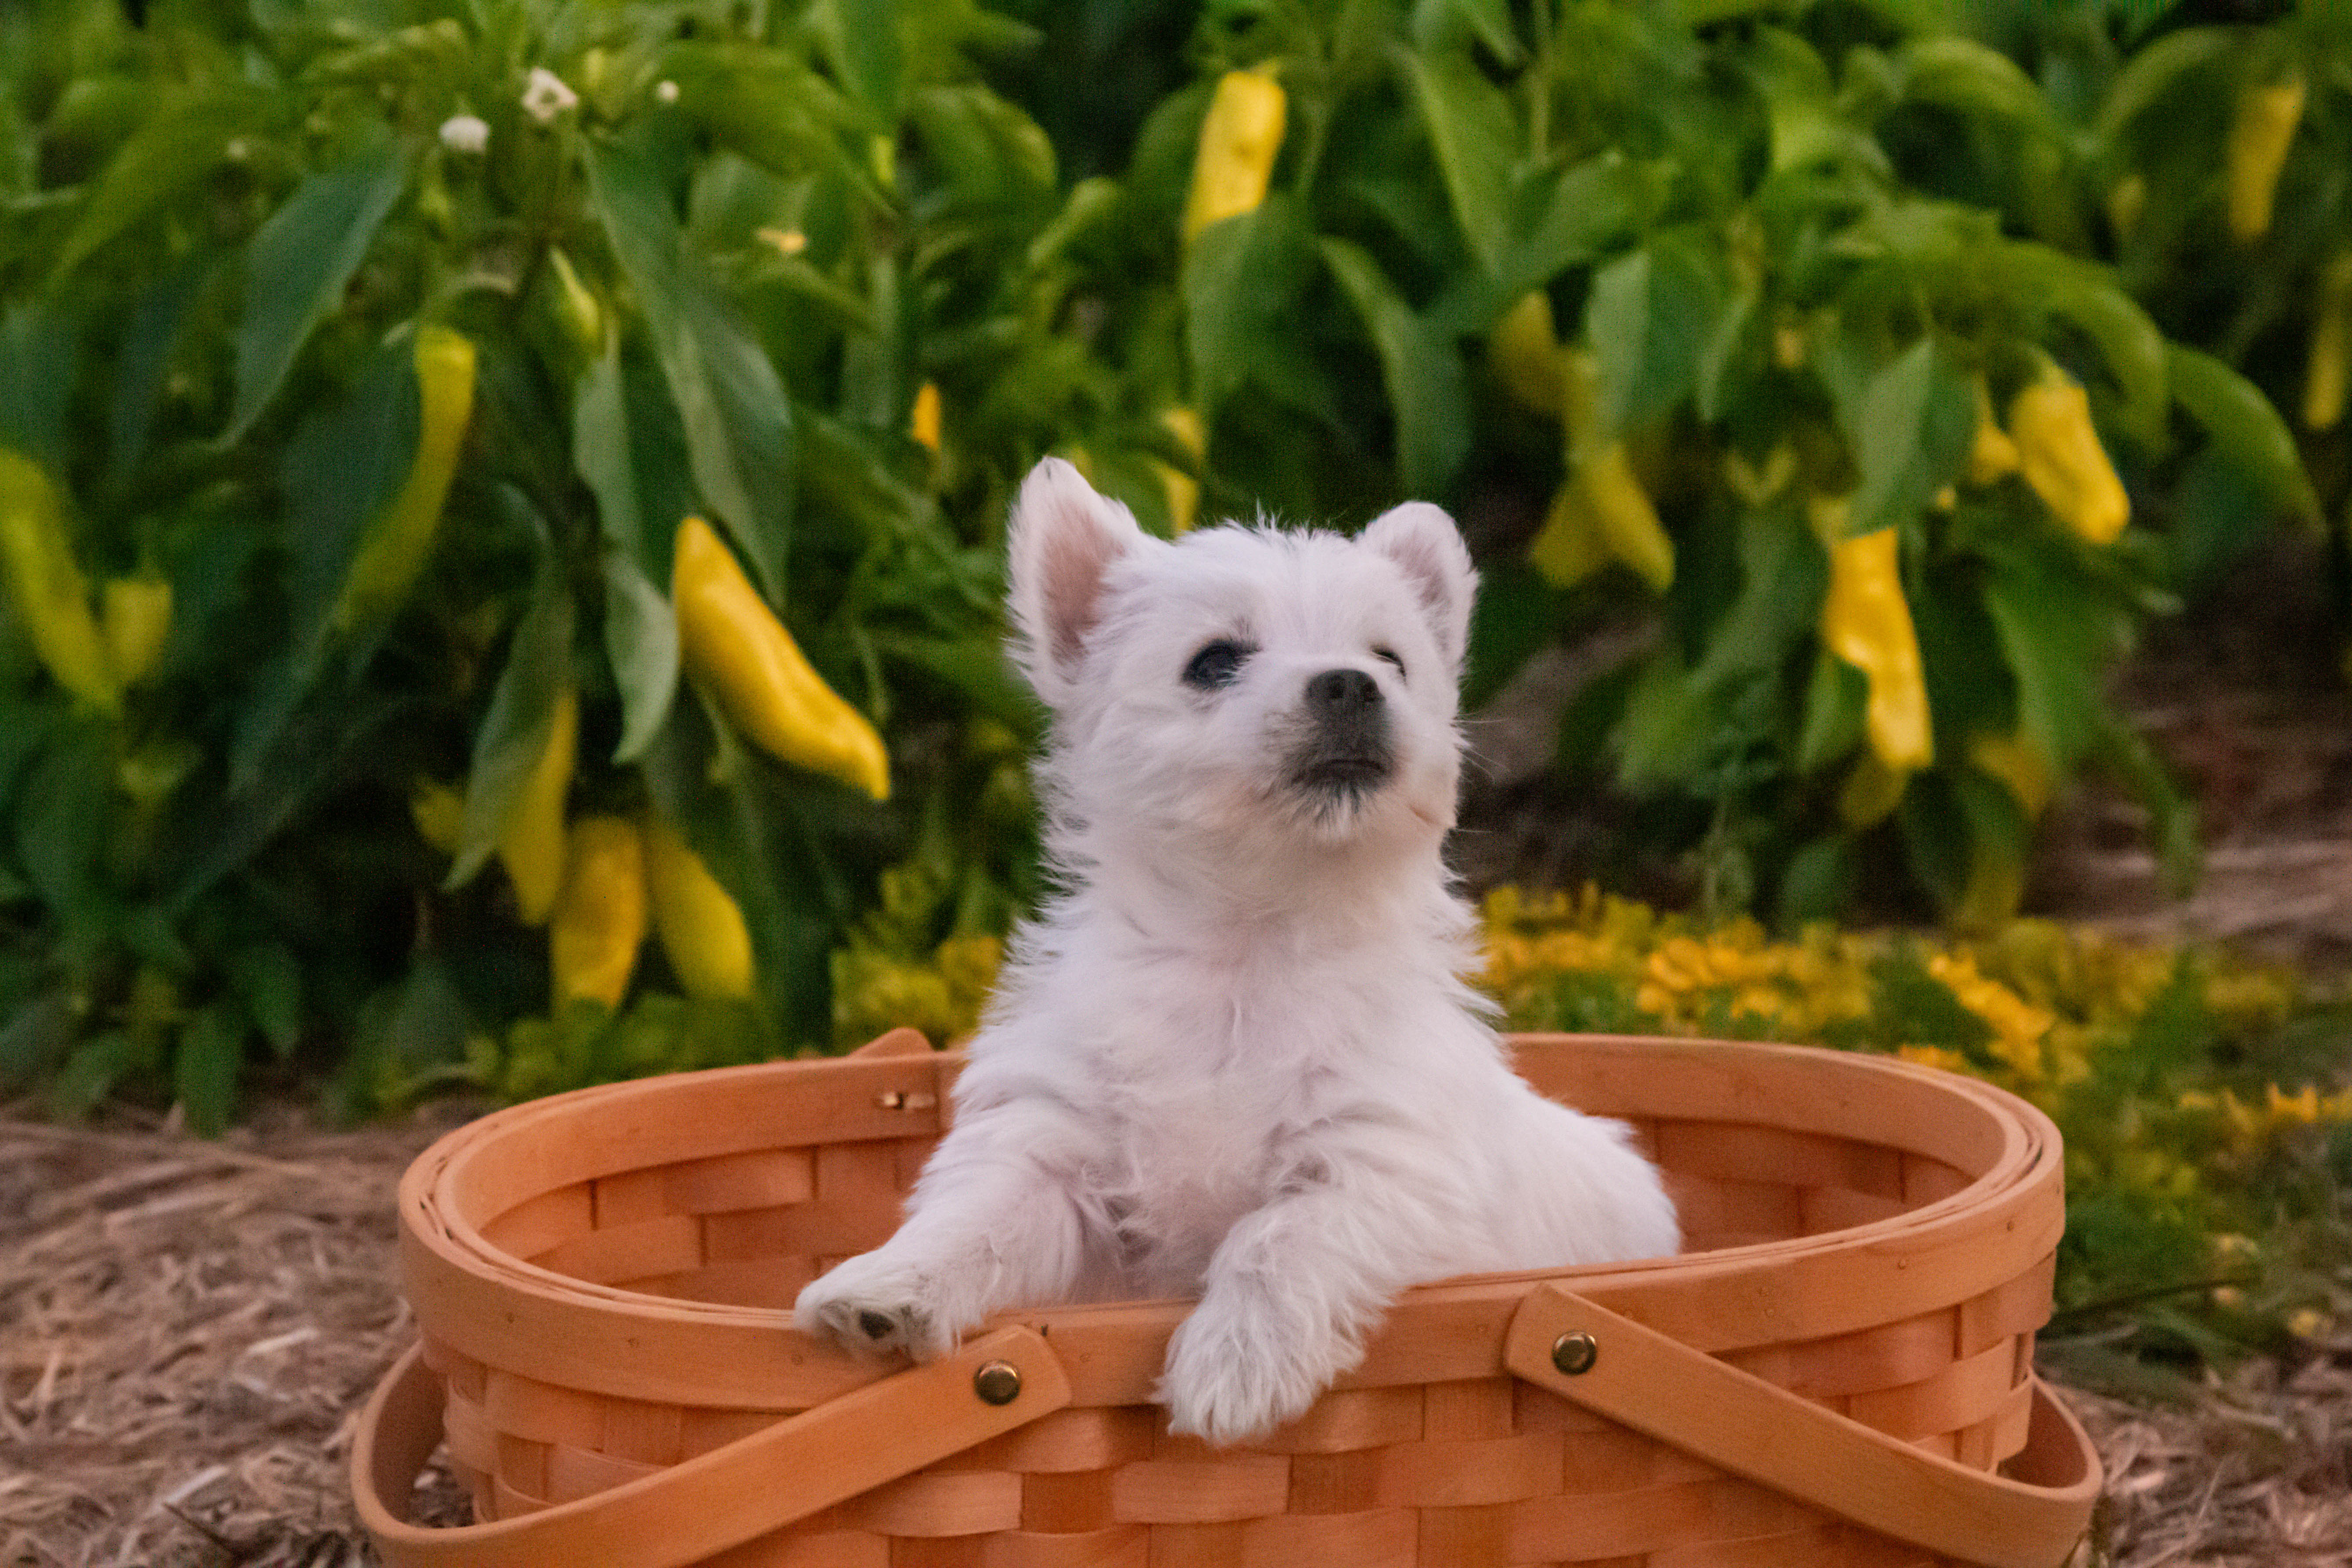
[0,452,118,713]
[910,382,942,452]
[2010,368,2129,545]
[1528,475,1610,588]
[101,576,172,689]
[1969,731,2050,819]
[1813,497,1933,775]
[411,777,467,854]
[1489,291,1566,416]
[2226,72,2304,243]
[1837,753,1910,829]
[2304,251,2352,433]
[644,816,754,1001]
[672,516,891,800]
[499,689,577,926]
[332,325,477,632]
[545,247,603,362]
[1182,69,1286,243]
[1967,375,2020,486]
[550,815,646,1010]
[1550,350,1673,592]
[1155,406,1206,535]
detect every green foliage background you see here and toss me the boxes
[0,0,2348,1135]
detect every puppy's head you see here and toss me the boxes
[1006,458,1474,865]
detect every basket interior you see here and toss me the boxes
[456,1040,1997,1316]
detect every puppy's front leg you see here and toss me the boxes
[1159,1159,1465,1445]
[795,1103,1092,1362]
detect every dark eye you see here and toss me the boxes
[1183,639,1252,690]
[1374,647,1405,678]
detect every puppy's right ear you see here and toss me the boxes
[1006,457,1148,707]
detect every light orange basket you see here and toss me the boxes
[352,1030,2102,1568]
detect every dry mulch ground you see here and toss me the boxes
[4,1095,2349,1568]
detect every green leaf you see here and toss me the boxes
[1777,836,1856,928]
[224,132,409,444]
[1691,508,1826,697]
[14,721,112,926]
[226,943,302,1060]
[2093,25,2231,144]
[1795,650,1867,776]
[1412,0,1524,67]
[0,991,72,1089]
[1585,234,1723,440]
[658,41,853,181]
[174,1005,246,1136]
[1980,542,2109,770]
[1318,238,1472,497]
[1182,194,1316,413]
[1463,559,1563,711]
[603,548,680,766]
[907,84,1057,215]
[589,135,795,600]
[2167,346,2322,528]
[817,0,905,129]
[450,578,575,889]
[1844,337,1975,537]
[0,304,77,473]
[2095,713,2200,897]
[1400,45,1516,268]
[2030,258,2171,446]
[1897,36,2051,131]
[107,264,203,487]
[575,337,645,563]
[50,1030,143,1118]
[869,632,1045,743]
[51,88,264,282]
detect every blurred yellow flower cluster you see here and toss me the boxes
[2179,1082,2352,1151]
[832,931,1003,1049]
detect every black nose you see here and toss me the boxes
[1305,667,1381,714]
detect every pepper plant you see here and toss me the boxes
[1129,0,2321,927]
[0,0,1176,1120]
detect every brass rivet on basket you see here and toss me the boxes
[973,1360,1023,1406]
[1551,1331,1599,1377]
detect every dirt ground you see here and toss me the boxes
[5,540,2352,1568]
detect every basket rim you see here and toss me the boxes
[397,1034,2065,1410]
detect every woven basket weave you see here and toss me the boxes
[352,1030,2101,1568]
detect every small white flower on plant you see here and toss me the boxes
[521,68,579,125]
[654,79,680,104]
[438,114,490,154]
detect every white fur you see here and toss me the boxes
[796,458,1678,1444]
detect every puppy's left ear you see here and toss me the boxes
[1006,457,1149,707]
[1362,502,1476,677]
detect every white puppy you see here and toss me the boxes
[796,459,1677,1444]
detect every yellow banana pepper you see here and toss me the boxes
[1969,731,2050,819]
[1555,351,1672,592]
[1490,291,1566,416]
[1837,752,1910,829]
[332,326,477,632]
[1182,69,1286,243]
[1155,406,1206,535]
[672,517,891,800]
[1528,476,1610,588]
[499,689,577,926]
[2010,370,2129,545]
[2304,251,2352,433]
[644,816,754,1001]
[545,247,603,361]
[1815,501,1933,774]
[910,382,942,452]
[2226,74,2304,243]
[0,451,118,714]
[550,815,645,1010]
[1967,376,2020,486]
[411,777,467,854]
[101,576,172,688]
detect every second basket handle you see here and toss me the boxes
[354,1325,1070,1568]
[1504,1283,2099,1568]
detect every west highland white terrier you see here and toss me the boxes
[796,458,1678,1444]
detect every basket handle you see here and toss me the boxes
[352,1326,1070,1568]
[1504,1284,2098,1568]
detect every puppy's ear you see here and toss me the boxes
[1007,457,1148,706]
[1361,501,1476,677]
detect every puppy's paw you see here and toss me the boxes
[1156,1290,1334,1447]
[794,1254,955,1362]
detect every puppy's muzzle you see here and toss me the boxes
[1289,667,1393,796]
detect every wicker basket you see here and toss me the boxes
[352,1030,2101,1568]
